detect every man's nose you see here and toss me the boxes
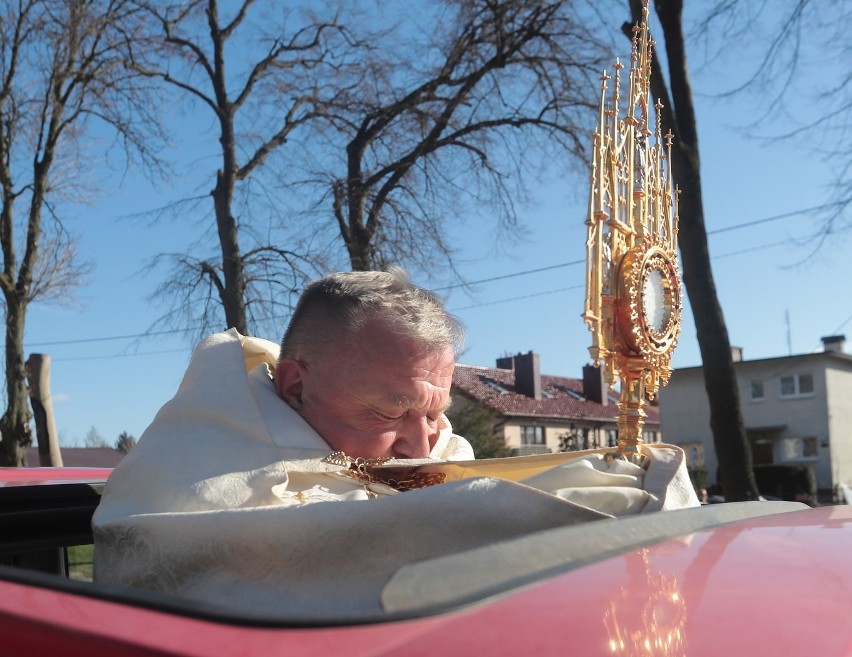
[393,414,437,459]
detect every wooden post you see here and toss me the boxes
[26,354,63,467]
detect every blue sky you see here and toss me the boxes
[21,8,850,448]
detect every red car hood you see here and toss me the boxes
[2,502,850,656]
[0,467,111,487]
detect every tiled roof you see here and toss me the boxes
[25,446,125,468]
[453,363,660,424]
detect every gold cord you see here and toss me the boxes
[324,451,447,492]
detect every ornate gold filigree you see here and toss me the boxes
[583,0,682,461]
[323,452,448,492]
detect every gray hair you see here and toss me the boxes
[279,267,465,362]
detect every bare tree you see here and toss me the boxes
[83,426,109,448]
[122,1,612,337]
[695,0,852,246]
[127,0,353,336]
[0,0,163,467]
[622,0,759,500]
[322,0,609,272]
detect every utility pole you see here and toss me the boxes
[785,310,792,355]
[26,354,63,467]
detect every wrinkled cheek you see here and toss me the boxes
[327,430,399,460]
[362,432,399,459]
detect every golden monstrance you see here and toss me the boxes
[583,1,683,463]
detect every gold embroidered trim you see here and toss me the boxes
[324,451,447,492]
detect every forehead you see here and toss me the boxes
[346,318,448,362]
[333,322,455,392]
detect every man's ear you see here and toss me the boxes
[275,359,305,410]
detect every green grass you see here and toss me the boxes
[67,544,94,582]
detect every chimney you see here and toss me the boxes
[582,363,608,406]
[496,355,515,370]
[512,351,541,400]
[822,335,846,353]
[731,346,743,362]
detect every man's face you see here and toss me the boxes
[276,320,455,459]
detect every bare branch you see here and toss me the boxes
[690,0,851,240]
[325,0,606,271]
[0,0,166,465]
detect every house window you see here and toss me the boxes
[781,436,818,461]
[521,426,544,446]
[553,385,586,400]
[643,429,660,444]
[779,373,814,398]
[559,427,589,452]
[803,437,818,457]
[483,377,509,394]
[607,429,618,448]
[750,380,764,401]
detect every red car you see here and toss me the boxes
[2,466,851,656]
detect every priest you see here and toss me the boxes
[93,268,698,618]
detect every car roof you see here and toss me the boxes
[0,466,111,487]
[2,469,851,655]
[1,503,850,655]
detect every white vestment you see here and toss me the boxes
[93,329,699,618]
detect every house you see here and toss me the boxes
[24,446,125,468]
[659,335,852,502]
[451,351,661,455]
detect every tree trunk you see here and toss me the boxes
[212,169,247,333]
[346,227,373,272]
[210,10,247,334]
[0,294,32,466]
[643,0,759,501]
[342,140,373,272]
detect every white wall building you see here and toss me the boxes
[659,335,852,502]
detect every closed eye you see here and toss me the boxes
[376,411,404,421]
[375,408,444,423]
